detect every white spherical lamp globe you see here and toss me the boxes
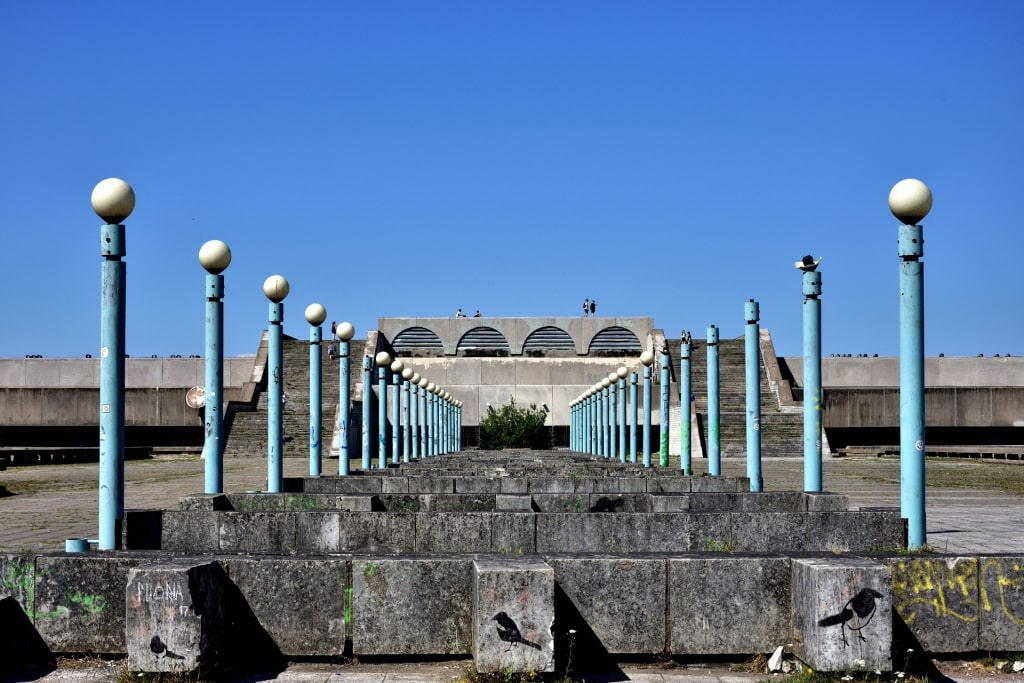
[888,178,932,225]
[640,350,655,366]
[617,366,628,379]
[402,367,414,380]
[263,275,289,302]
[390,359,404,373]
[304,303,327,326]
[198,240,231,274]
[336,322,355,341]
[91,178,135,223]
[375,351,391,367]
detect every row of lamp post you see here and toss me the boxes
[363,351,462,469]
[91,176,932,551]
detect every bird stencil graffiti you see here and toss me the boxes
[817,587,884,647]
[492,612,542,652]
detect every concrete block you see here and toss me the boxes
[337,495,376,511]
[537,513,725,553]
[670,556,790,654]
[416,513,491,552]
[0,554,35,610]
[381,476,409,493]
[220,512,297,553]
[432,494,496,513]
[646,477,691,493]
[409,477,455,494]
[690,476,749,493]
[161,511,221,553]
[473,557,555,673]
[126,561,222,673]
[978,555,1024,651]
[179,494,232,511]
[222,556,347,656]
[0,593,54,670]
[792,557,891,672]
[500,477,529,494]
[531,494,588,513]
[886,555,980,652]
[351,557,473,655]
[590,477,646,493]
[649,494,692,512]
[35,555,142,654]
[337,512,417,553]
[731,511,905,553]
[491,513,536,555]
[456,477,502,494]
[588,494,646,512]
[295,512,341,553]
[529,477,588,494]
[496,494,533,511]
[804,493,850,512]
[549,556,665,654]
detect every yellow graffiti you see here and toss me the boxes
[890,557,1024,626]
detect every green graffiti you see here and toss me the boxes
[345,587,353,638]
[71,591,107,615]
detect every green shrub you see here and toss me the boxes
[479,398,550,449]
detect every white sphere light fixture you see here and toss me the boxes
[304,303,327,326]
[390,359,404,374]
[263,275,289,302]
[91,178,136,223]
[336,322,355,341]
[198,240,232,274]
[888,178,933,225]
[375,351,391,367]
[640,350,655,367]
[402,367,414,381]
[617,366,628,379]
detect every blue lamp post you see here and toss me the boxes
[745,300,763,492]
[606,372,618,461]
[679,334,692,475]
[402,366,414,462]
[264,274,289,492]
[337,322,355,475]
[640,350,655,467]
[602,377,613,458]
[361,354,372,470]
[659,349,671,467]
[198,240,231,495]
[797,255,823,492]
[305,303,327,477]
[410,372,422,460]
[375,351,391,468]
[390,359,404,464]
[629,372,639,463]
[418,377,429,457]
[93,177,135,551]
[426,381,437,456]
[707,325,721,476]
[617,366,628,462]
[890,178,933,550]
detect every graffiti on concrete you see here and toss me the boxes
[890,557,1024,626]
[818,587,884,647]
[132,581,191,617]
[492,611,541,652]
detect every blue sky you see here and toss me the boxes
[2,1,1021,360]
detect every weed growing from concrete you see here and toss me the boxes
[704,538,738,552]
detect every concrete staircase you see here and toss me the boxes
[665,336,804,458]
[223,336,366,458]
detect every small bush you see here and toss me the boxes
[479,398,550,449]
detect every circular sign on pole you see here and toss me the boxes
[186,386,206,409]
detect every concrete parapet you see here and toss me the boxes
[731,511,905,554]
[352,556,473,656]
[791,557,891,673]
[473,557,555,673]
[979,555,1024,651]
[670,555,790,655]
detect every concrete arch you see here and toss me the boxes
[457,326,511,356]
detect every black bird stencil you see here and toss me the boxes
[817,588,884,646]
[492,612,542,651]
[149,635,185,660]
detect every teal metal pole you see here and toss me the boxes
[802,268,823,491]
[267,301,284,492]
[707,325,721,476]
[309,322,323,476]
[680,338,692,475]
[339,338,351,475]
[617,377,627,462]
[378,363,388,469]
[643,365,652,467]
[391,370,401,464]
[608,380,617,461]
[629,373,638,463]
[203,271,225,493]
[745,300,763,491]
[402,376,411,462]
[99,221,126,550]
[418,383,427,457]
[659,350,670,467]
[361,355,372,470]
[900,222,926,549]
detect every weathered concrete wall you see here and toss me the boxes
[823,387,1024,428]
[784,356,1024,388]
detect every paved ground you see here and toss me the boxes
[2,452,1023,682]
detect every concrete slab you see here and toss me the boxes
[978,555,1024,651]
[791,557,891,673]
[473,556,555,673]
[887,555,980,652]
